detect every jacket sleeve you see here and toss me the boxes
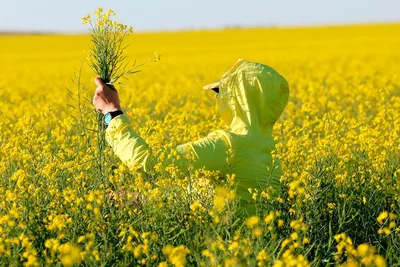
[105,114,153,172]
[105,114,230,174]
[176,131,230,172]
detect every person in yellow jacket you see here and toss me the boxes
[93,59,289,216]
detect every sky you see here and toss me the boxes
[1,0,399,33]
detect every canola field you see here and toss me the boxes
[0,24,400,266]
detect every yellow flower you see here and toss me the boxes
[245,216,260,228]
[290,232,298,241]
[81,15,91,25]
[383,228,391,235]
[264,211,275,224]
[93,207,100,216]
[107,9,115,17]
[94,7,103,16]
[190,200,201,211]
[281,239,290,248]
[163,245,190,267]
[58,243,82,267]
[257,249,269,261]
[357,243,371,257]
[374,255,387,267]
[77,236,85,243]
[228,241,239,251]
[343,260,358,267]
[151,52,161,62]
[213,196,225,212]
[327,203,336,209]
[46,214,71,231]
[377,211,389,224]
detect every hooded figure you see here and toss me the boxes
[105,59,289,216]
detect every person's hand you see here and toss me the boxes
[93,77,121,114]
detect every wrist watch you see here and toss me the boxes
[104,110,123,127]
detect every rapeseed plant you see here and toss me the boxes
[0,23,399,266]
[82,7,135,84]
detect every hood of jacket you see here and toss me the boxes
[216,59,289,136]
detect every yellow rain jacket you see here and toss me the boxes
[105,59,289,216]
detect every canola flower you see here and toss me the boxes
[82,7,159,85]
[82,7,135,84]
[0,23,399,266]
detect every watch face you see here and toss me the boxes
[104,113,112,124]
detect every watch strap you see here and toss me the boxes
[104,110,124,127]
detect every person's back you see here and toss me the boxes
[92,59,289,217]
[220,130,283,215]
[188,59,288,215]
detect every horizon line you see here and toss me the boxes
[0,20,399,36]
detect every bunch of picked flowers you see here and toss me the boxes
[81,7,137,85]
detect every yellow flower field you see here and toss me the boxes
[0,23,399,266]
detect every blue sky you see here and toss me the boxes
[1,0,399,33]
